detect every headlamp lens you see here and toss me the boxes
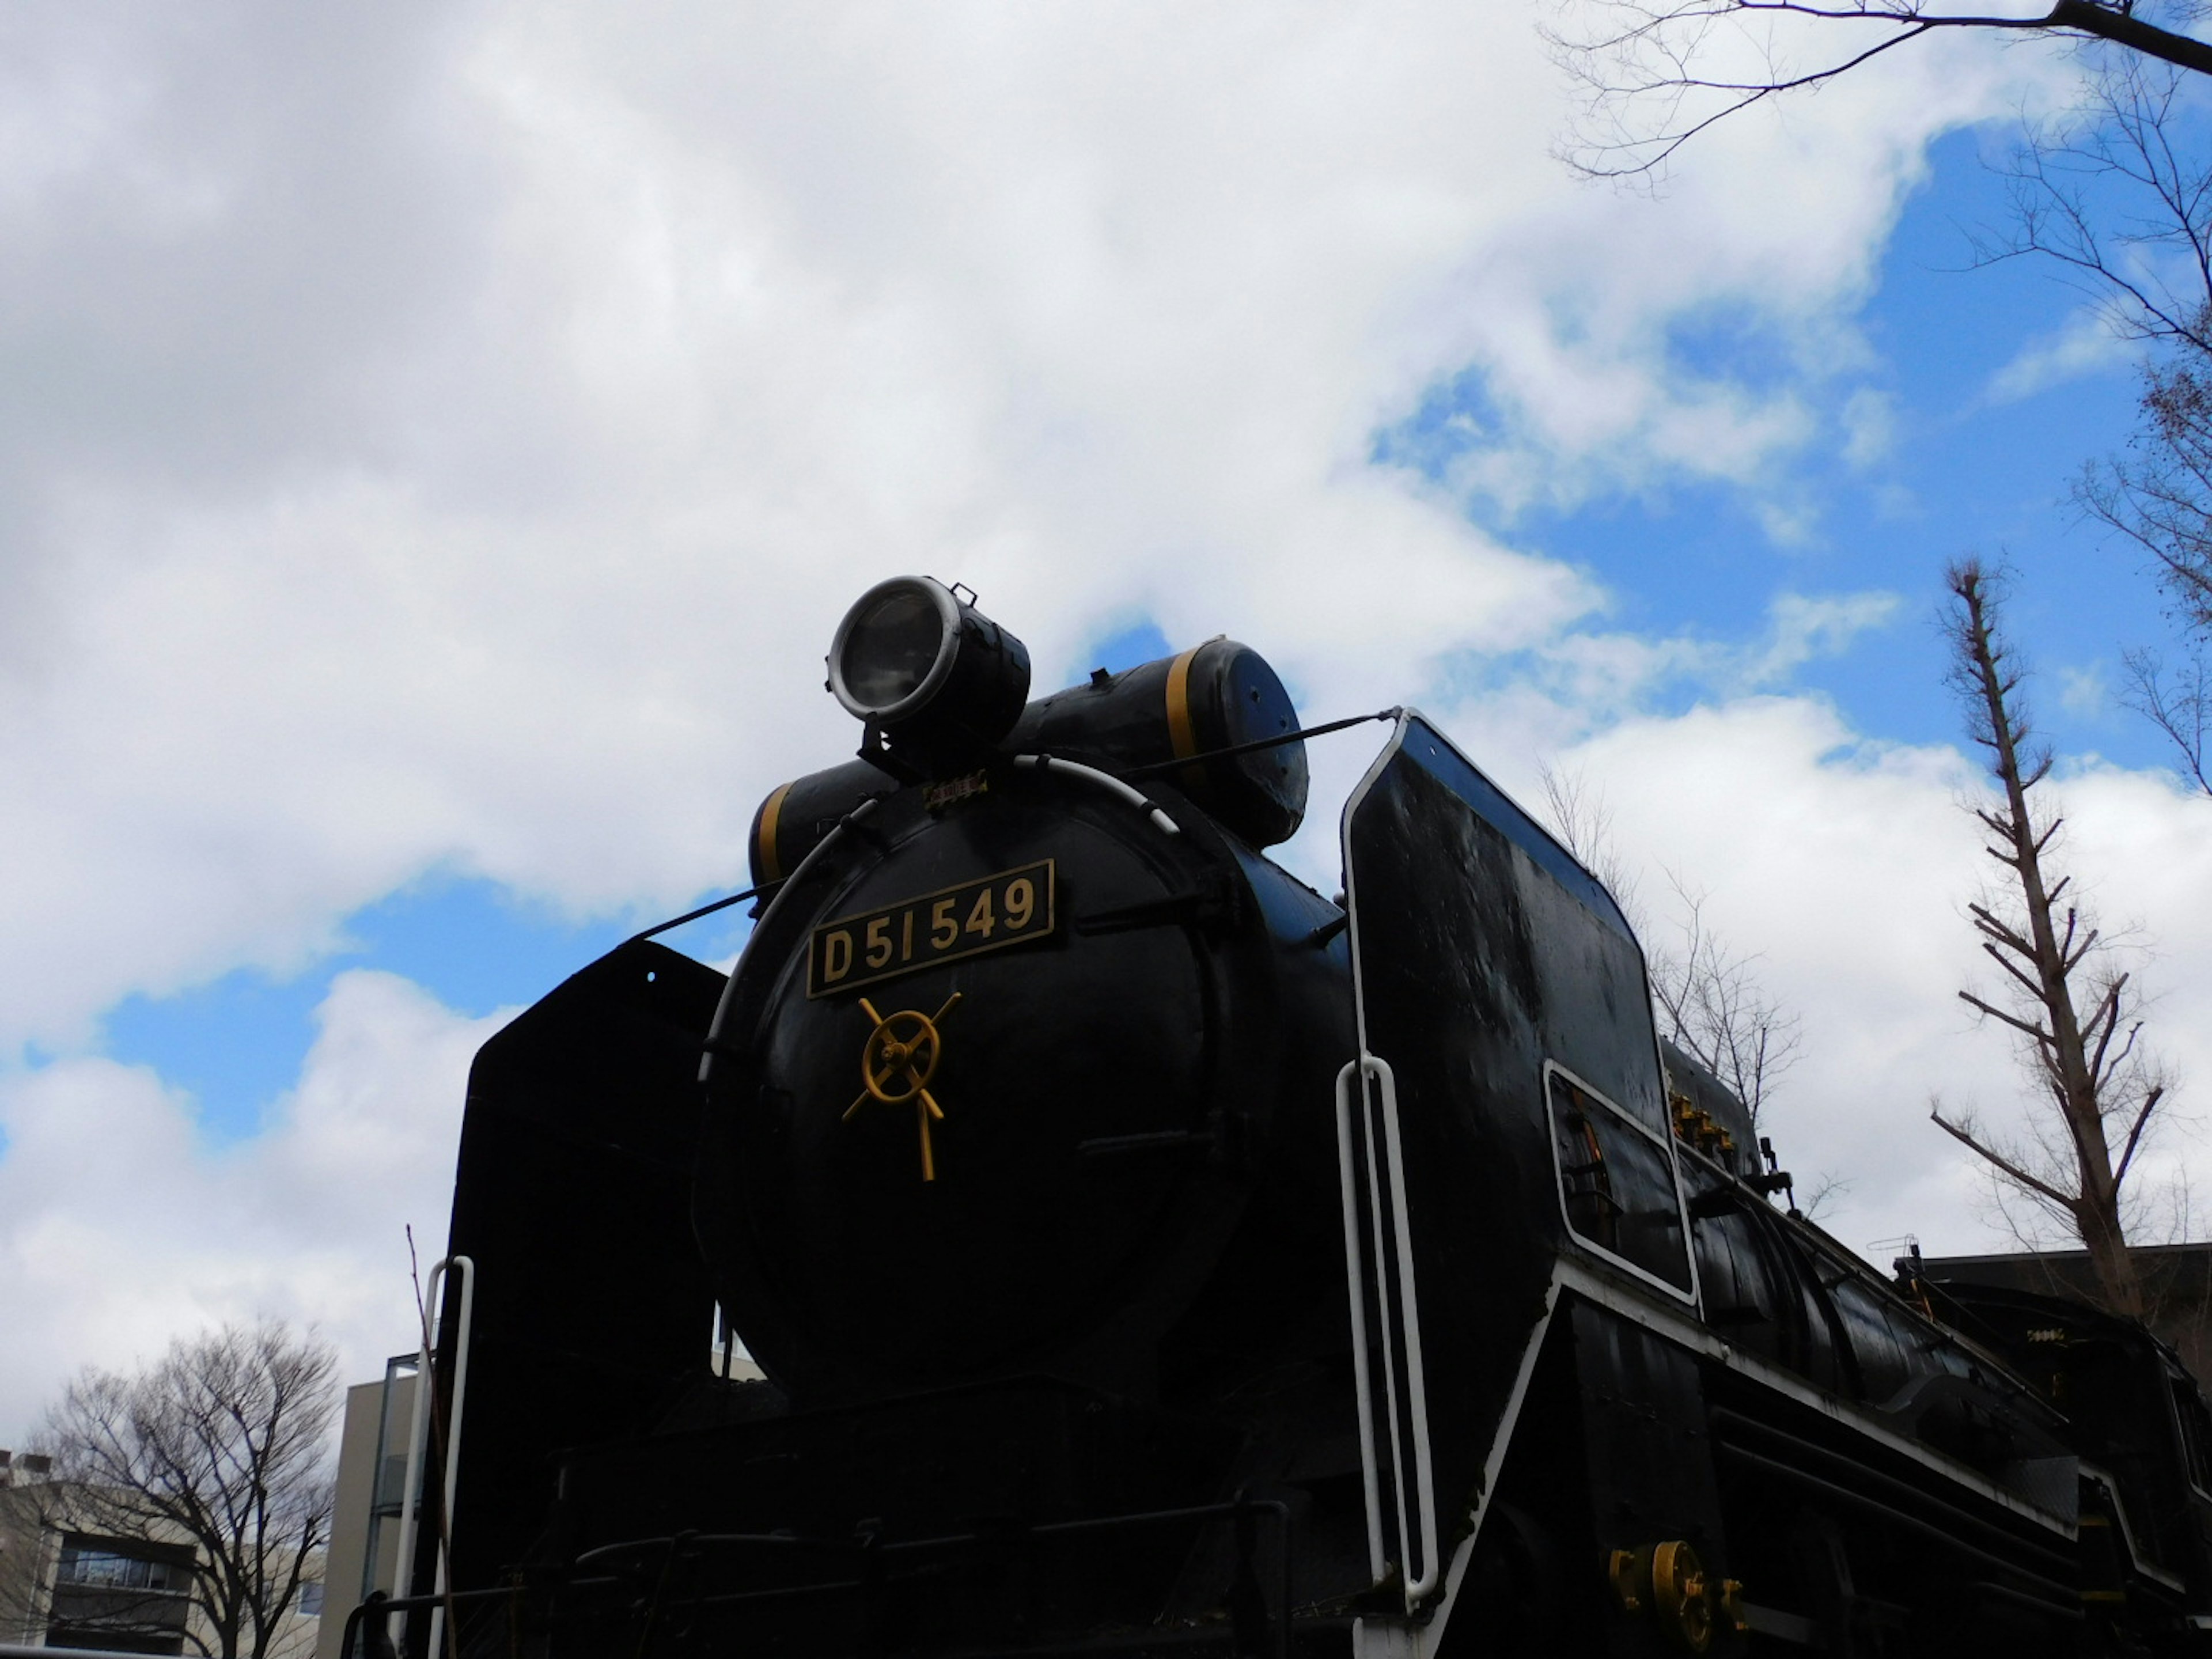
[837,585,950,714]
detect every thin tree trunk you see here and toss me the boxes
[1950,565,2144,1317]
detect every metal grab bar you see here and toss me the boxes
[1012,753,1180,835]
[342,1586,518,1659]
[389,1254,475,1658]
[1334,1055,1439,1605]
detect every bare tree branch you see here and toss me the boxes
[1647,870,1805,1127]
[1959,987,2058,1046]
[2115,1082,2169,1184]
[2122,645,2212,790]
[1930,1102,2083,1211]
[1550,0,2212,181]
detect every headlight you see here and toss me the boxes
[827,576,1031,763]
[829,577,963,724]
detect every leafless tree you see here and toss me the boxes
[14,1320,338,1659]
[1929,560,2171,1316]
[2120,643,2212,788]
[1549,0,2212,179]
[1648,874,1806,1128]
[2073,303,2212,738]
[1538,763,1646,928]
[1539,766,1805,1124]
[1975,59,2212,353]
[1976,56,2212,787]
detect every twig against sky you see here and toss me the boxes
[1550,0,2212,178]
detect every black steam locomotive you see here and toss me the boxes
[384,578,2212,1658]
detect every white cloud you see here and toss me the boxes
[2060,662,2109,717]
[0,0,2080,1052]
[0,970,500,1437]
[1840,386,1897,469]
[1985,305,2135,404]
[1744,591,1902,687]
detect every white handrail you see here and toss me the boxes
[388,1253,475,1658]
[1335,1060,1388,1583]
[1371,1058,1439,1600]
[1333,1055,1440,1605]
[1011,753,1180,835]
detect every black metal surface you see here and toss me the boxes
[1926,1276,2212,1604]
[698,762,1351,1408]
[1339,715,1662,1591]
[1658,1036,1753,1169]
[435,939,728,1599]
[833,577,1033,774]
[749,758,898,888]
[1714,1444,2073,1608]
[1008,643,1309,847]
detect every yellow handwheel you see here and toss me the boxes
[844,994,963,1180]
[861,1006,943,1103]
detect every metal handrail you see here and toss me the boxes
[1334,1054,1439,1605]
[1012,753,1180,835]
[340,1586,518,1659]
[388,1254,475,1657]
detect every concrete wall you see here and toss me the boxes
[317,1372,415,1659]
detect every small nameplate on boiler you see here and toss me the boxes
[808,860,1056,998]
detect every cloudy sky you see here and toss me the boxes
[4,1,2210,1435]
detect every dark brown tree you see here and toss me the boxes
[2110,359,2212,629]
[2079,343,2212,787]
[1983,58,2212,786]
[1930,560,2168,1316]
[17,1321,338,1659]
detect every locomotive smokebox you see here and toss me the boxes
[699,584,1351,1409]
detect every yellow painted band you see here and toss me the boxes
[1165,645,1209,793]
[756,782,793,884]
[1165,646,1200,761]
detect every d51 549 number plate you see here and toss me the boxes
[808,860,1055,998]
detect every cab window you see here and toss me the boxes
[1547,1063,1694,1296]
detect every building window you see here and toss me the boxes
[297,1581,324,1617]
[55,1547,184,1593]
[46,1535,194,1657]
